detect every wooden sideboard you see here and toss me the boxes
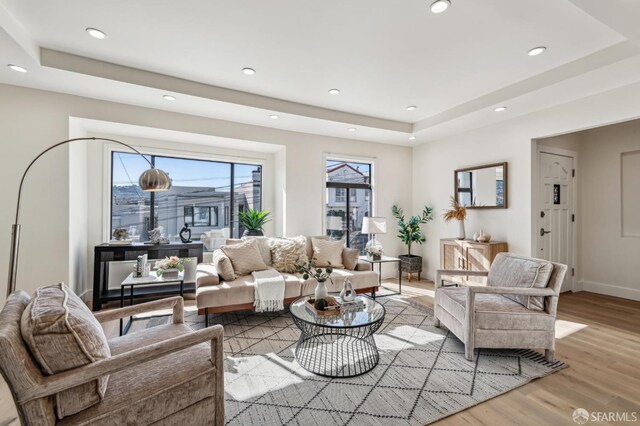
[92,242,204,311]
[440,238,508,284]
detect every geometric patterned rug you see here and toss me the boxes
[152,296,566,425]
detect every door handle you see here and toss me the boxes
[540,228,551,237]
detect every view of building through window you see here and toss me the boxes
[325,160,372,253]
[111,151,261,245]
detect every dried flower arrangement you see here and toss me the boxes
[442,196,467,222]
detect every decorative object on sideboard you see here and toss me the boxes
[295,258,334,300]
[392,204,434,281]
[454,162,508,209]
[473,229,492,242]
[179,222,192,243]
[237,208,271,236]
[155,256,189,278]
[340,278,357,302]
[148,227,170,245]
[6,137,171,298]
[113,228,129,240]
[362,217,387,258]
[134,254,149,278]
[443,196,468,240]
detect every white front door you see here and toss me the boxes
[538,152,574,292]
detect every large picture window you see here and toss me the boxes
[325,160,372,253]
[111,151,261,243]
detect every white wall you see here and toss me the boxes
[412,80,640,283]
[0,83,412,304]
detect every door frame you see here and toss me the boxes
[532,143,578,292]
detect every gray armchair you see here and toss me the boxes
[0,293,224,425]
[434,253,567,362]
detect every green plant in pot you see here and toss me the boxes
[237,208,271,237]
[391,204,433,282]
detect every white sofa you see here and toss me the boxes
[195,236,378,316]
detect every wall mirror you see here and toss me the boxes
[454,162,508,209]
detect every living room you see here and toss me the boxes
[1,1,639,425]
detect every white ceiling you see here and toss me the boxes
[1,0,640,145]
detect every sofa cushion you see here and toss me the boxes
[196,264,220,287]
[21,283,111,419]
[342,248,360,271]
[436,287,554,331]
[221,239,268,276]
[59,323,215,425]
[311,238,344,268]
[211,250,236,281]
[241,236,272,266]
[269,236,308,273]
[197,274,302,308]
[487,253,553,311]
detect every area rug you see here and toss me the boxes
[153,297,566,425]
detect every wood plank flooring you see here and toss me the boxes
[1,280,638,425]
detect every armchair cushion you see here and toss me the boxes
[21,283,111,419]
[59,323,216,426]
[487,253,553,311]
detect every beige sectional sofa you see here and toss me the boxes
[195,236,378,317]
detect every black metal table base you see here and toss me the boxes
[292,316,383,377]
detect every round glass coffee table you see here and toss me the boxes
[289,294,385,378]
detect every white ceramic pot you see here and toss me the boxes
[457,220,466,240]
[315,280,329,300]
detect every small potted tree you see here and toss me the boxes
[237,208,271,236]
[391,204,433,281]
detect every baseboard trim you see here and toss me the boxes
[579,280,640,301]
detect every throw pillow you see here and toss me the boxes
[212,250,236,281]
[221,239,268,276]
[312,238,344,268]
[241,236,272,266]
[269,236,308,273]
[342,247,360,271]
[21,283,111,419]
[305,235,328,259]
[487,253,553,311]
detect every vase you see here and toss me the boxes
[457,220,466,240]
[340,278,356,302]
[161,268,179,279]
[315,280,329,300]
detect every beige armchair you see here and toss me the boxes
[434,253,567,362]
[0,292,224,425]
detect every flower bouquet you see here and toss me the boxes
[154,256,189,278]
[364,245,383,260]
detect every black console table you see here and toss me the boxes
[92,242,204,311]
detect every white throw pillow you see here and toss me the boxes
[312,238,344,268]
[269,236,308,273]
[220,239,268,276]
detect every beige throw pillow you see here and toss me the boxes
[342,247,360,271]
[21,283,111,419]
[212,250,236,281]
[269,236,309,273]
[221,239,268,276]
[312,238,344,268]
[241,236,272,266]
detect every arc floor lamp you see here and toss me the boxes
[6,137,171,298]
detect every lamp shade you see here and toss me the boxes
[362,217,386,234]
[139,168,171,192]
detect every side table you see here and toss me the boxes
[359,255,402,296]
[120,272,185,335]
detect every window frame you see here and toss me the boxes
[109,150,262,240]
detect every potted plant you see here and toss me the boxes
[237,208,271,236]
[442,196,468,240]
[295,259,334,300]
[391,204,434,281]
[154,256,189,278]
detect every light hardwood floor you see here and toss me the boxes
[2,280,638,425]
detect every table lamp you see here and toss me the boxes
[362,217,386,257]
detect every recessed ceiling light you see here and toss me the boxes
[328,88,341,95]
[162,95,176,101]
[406,105,417,111]
[348,127,357,132]
[494,106,507,112]
[528,46,546,56]
[86,28,107,39]
[430,0,451,14]
[269,114,280,119]
[409,136,416,141]
[7,64,27,73]
[242,67,256,75]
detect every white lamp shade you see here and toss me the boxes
[327,216,343,231]
[362,217,386,234]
